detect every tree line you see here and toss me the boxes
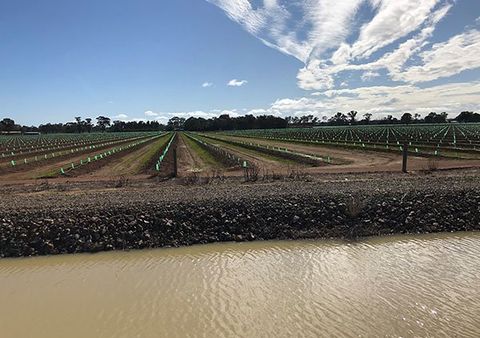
[1,111,479,134]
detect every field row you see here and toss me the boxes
[1,126,480,183]
[220,124,480,158]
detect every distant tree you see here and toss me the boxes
[381,115,398,124]
[329,112,348,125]
[85,118,93,133]
[96,116,111,132]
[363,113,372,124]
[414,113,421,121]
[167,116,186,131]
[347,111,358,124]
[400,113,413,124]
[455,111,480,123]
[424,112,447,124]
[440,112,448,122]
[0,118,16,132]
[74,116,82,133]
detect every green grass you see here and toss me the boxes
[197,134,299,165]
[36,133,170,178]
[136,134,171,169]
[182,133,224,168]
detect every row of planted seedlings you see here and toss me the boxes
[154,132,177,173]
[0,133,144,158]
[0,132,155,159]
[2,134,153,170]
[223,127,479,159]
[58,133,166,176]
[199,133,337,166]
[185,133,251,168]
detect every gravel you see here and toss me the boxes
[1,170,479,258]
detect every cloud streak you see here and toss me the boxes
[207,0,480,91]
[227,79,248,86]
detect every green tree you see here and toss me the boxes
[400,113,412,124]
[96,116,111,132]
[0,118,16,132]
[85,118,93,133]
[347,110,358,124]
[363,113,372,124]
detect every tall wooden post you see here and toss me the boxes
[402,142,408,173]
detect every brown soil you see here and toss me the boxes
[176,133,211,177]
[224,135,480,173]
[79,137,163,178]
[0,136,153,180]
[2,130,479,185]
[199,136,304,174]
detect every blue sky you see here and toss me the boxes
[1,0,479,125]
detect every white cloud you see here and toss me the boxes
[112,113,128,120]
[227,79,248,86]
[361,71,380,81]
[269,81,480,118]
[297,60,334,90]
[202,82,214,87]
[144,111,159,117]
[119,79,480,123]
[397,29,480,83]
[348,0,440,60]
[207,0,477,90]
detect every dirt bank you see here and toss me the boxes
[1,170,479,258]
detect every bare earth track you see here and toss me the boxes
[176,133,213,177]
[223,135,480,173]
[80,136,168,178]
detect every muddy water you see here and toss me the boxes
[1,232,479,338]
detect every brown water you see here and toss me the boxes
[1,232,479,338]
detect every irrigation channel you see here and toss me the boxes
[1,232,479,337]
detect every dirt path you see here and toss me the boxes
[176,133,210,177]
[224,135,480,173]
[200,136,307,174]
[0,137,153,180]
[79,137,165,178]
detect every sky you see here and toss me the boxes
[1,0,479,126]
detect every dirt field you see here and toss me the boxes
[222,135,480,173]
[196,135,306,173]
[79,136,169,178]
[1,131,480,186]
[0,135,156,180]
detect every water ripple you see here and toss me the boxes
[0,232,479,337]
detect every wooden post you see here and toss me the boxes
[402,142,408,173]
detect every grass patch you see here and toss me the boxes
[136,134,171,169]
[182,133,224,169]
[197,135,301,165]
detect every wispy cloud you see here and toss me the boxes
[270,81,480,117]
[112,113,128,120]
[397,29,480,83]
[361,71,380,82]
[144,111,159,117]
[227,79,248,86]
[202,82,214,87]
[207,0,477,91]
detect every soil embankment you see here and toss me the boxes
[1,170,479,258]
